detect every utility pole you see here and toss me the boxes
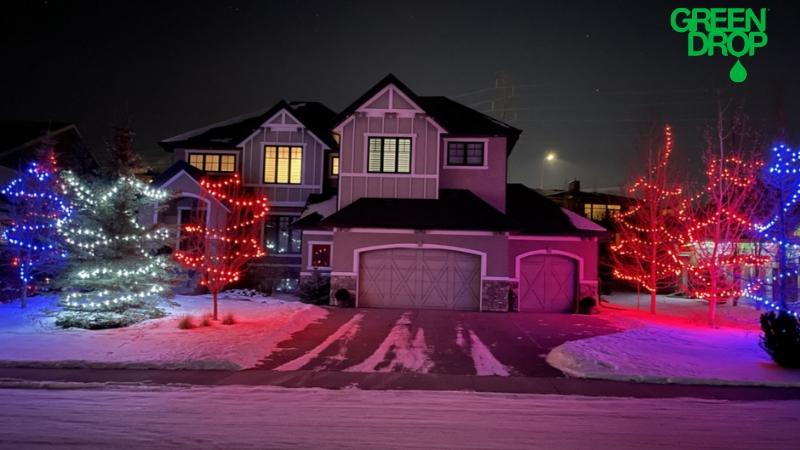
[492,71,515,123]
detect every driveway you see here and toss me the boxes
[256,308,623,377]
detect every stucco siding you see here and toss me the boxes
[439,137,507,213]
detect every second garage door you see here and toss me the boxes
[518,254,577,313]
[358,248,481,310]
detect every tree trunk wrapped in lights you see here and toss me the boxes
[1,138,71,308]
[681,104,764,328]
[611,124,685,314]
[51,121,177,329]
[175,173,268,320]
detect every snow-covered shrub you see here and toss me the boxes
[760,311,800,368]
[56,304,166,330]
[296,269,330,305]
[177,314,196,330]
[222,312,236,325]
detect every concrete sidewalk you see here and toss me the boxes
[2,367,799,401]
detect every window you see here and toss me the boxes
[446,142,485,166]
[367,137,411,173]
[584,204,621,221]
[188,153,236,172]
[311,244,331,267]
[265,215,302,254]
[264,146,302,184]
[330,154,339,177]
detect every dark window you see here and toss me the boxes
[188,153,236,172]
[265,216,302,254]
[447,142,484,166]
[311,244,331,267]
[367,137,411,173]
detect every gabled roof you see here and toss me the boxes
[0,121,74,153]
[0,121,98,172]
[506,184,612,237]
[319,189,521,232]
[289,212,326,231]
[158,101,338,152]
[149,160,205,188]
[332,74,521,153]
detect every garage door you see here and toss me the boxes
[518,254,576,313]
[358,248,481,310]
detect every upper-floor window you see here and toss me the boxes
[188,153,236,172]
[264,146,302,184]
[329,154,339,178]
[368,137,411,173]
[446,142,485,166]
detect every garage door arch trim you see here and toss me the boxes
[354,243,487,311]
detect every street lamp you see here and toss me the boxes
[541,153,555,189]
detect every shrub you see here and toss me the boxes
[222,312,236,325]
[760,311,800,368]
[578,297,597,315]
[200,313,213,327]
[177,314,196,330]
[56,305,166,330]
[296,269,330,305]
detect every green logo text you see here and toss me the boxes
[670,8,768,82]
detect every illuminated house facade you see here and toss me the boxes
[293,75,611,312]
[155,101,340,286]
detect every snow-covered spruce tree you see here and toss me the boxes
[611,124,684,314]
[681,104,764,328]
[52,122,176,329]
[0,138,71,308]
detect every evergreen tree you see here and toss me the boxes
[1,138,71,308]
[52,122,175,329]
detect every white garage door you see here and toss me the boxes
[519,254,576,313]
[358,248,481,310]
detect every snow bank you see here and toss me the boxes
[1,385,799,449]
[547,324,800,387]
[0,294,326,370]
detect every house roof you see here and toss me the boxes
[506,184,612,237]
[149,160,205,188]
[289,212,327,231]
[0,121,98,172]
[158,101,338,152]
[332,74,521,153]
[319,189,521,232]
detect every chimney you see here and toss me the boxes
[568,179,580,193]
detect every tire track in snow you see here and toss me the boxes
[456,322,511,376]
[274,313,364,371]
[345,313,433,373]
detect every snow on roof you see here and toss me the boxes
[561,207,608,231]
[161,108,270,143]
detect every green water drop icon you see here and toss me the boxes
[730,59,747,83]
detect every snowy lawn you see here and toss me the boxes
[547,292,800,386]
[0,292,326,370]
[1,384,799,449]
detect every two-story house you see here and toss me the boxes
[153,100,339,289]
[293,75,611,313]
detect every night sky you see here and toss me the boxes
[2,0,799,189]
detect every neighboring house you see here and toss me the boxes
[293,75,611,313]
[155,101,339,287]
[542,179,633,223]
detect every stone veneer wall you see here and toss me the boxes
[329,275,357,306]
[481,280,511,312]
[579,282,598,300]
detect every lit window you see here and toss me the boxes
[311,244,331,267]
[367,137,411,173]
[331,155,339,177]
[332,133,341,144]
[447,142,484,166]
[264,146,302,184]
[585,204,622,221]
[188,153,236,172]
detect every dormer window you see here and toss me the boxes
[264,145,302,184]
[367,137,411,173]
[188,153,236,172]
[446,142,485,166]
